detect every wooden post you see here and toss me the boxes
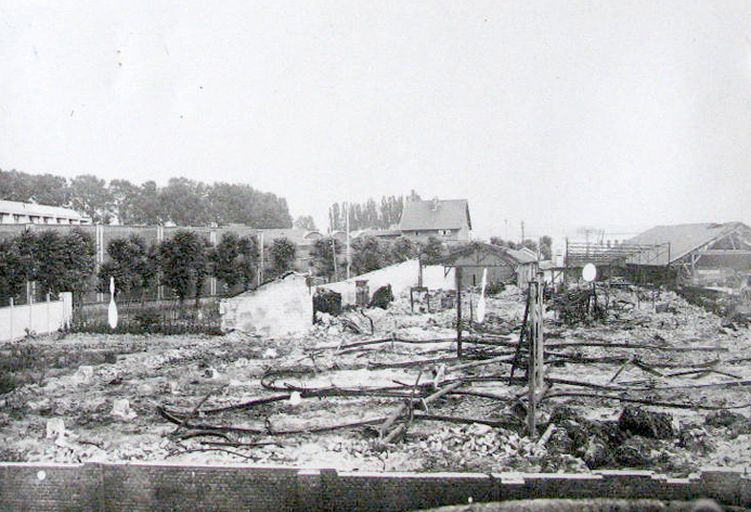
[331,238,338,282]
[527,274,545,439]
[456,267,463,358]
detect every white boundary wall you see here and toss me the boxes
[0,292,72,342]
[319,259,455,306]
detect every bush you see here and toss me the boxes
[269,237,296,276]
[0,372,17,395]
[160,230,210,304]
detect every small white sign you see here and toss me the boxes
[582,263,597,282]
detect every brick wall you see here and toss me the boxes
[0,463,749,511]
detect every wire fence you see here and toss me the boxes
[69,298,222,335]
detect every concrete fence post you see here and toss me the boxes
[9,297,13,340]
[46,293,51,335]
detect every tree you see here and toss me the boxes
[293,215,317,231]
[159,230,210,304]
[207,182,292,228]
[13,229,38,284]
[70,174,112,223]
[211,232,242,291]
[98,234,156,302]
[60,229,96,303]
[160,178,211,226]
[269,237,296,276]
[328,194,408,232]
[109,179,141,225]
[351,236,388,275]
[310,237,341,280]
[32,174,70,206]
[0,239,26,302]
[540,236,553,260]
[130,181,162,225]
[237,235,259,290]
[390,236,418,263]
[490,237,518,250]
[419,236,444,265]
[33,230,67,296]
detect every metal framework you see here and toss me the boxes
[564,240,671,268]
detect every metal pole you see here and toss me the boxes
[346,202,351,279]
[9,297,13,340]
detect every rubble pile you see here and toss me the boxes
[1,281,750,475]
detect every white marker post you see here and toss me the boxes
[108,276,118,330]
[476,268,488,324]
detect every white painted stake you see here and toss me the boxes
[108,277,118,330]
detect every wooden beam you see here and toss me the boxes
[697,249,751,256]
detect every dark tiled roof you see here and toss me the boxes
[399,199,471,231]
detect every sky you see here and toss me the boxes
[2,1,751,243]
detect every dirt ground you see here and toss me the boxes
[1,285,750,476]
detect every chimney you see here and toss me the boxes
[431,197,439,212]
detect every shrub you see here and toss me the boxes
[159,230,210,304]
[270,237,296,276]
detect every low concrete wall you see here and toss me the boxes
[0,292,72,342]
[220,274,313,337]
[0,463,749,512]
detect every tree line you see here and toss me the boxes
[490,236,553,260]
[0,169,293,228]
[328,192,418,232]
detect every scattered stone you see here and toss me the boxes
[678,427,716,455]
[73,365,94,384]
[705,410,746,428]
[111,399,137,420]
[618,406,673,439]
[614,436,655,467]
[583,438,611,469]
[45,418,65,440]
[262,348,279,359]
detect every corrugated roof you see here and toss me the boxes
[0,200,85,220]
[398,199,471,231]
[625,222,748,265]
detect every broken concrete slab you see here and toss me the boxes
[220,272,313,337]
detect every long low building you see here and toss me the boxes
[0,200,90,225]
[625,221,751,286]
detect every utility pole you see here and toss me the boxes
[521,220,525,245]
[346,201,351,279]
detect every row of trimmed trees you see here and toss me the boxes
[0,229,296,306]
[0,229,96,303]
[0,228,451,307]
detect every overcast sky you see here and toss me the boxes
[2,1,751,241]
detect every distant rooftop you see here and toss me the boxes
[0,199,88,222]
[398,198,472,231]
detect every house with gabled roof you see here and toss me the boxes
[398,197,472,242]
